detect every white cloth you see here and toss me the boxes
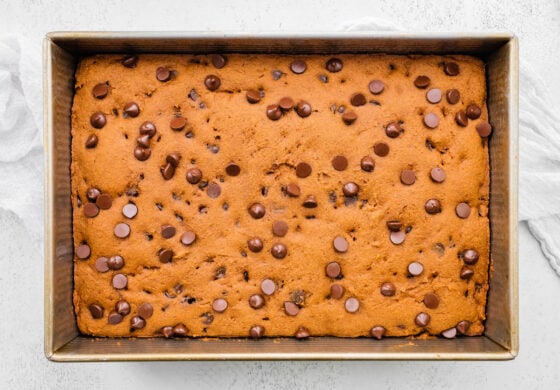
[1,29,559,276]
[0,36,43,246]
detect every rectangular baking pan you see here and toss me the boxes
[44,32,518,361]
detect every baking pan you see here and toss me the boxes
[44,32,518,361]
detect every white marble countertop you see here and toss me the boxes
[1,0,559,388]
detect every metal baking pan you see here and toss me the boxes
[44,32,518,361]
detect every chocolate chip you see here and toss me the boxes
[425,199,442,214]
[325,261,341,278]
[456,320,471,334]
[181,231,196,246]
[271,70,284,80]
[466,104,482,119]
[408,262,424,276]
[415,312,431,327]
[158,248,173,263]
[115,300,131,316]
[390,231,406,245]
[373,142,389,157]
[92,83,109,99]
[130,316,146,329]
[386,220,402,232]
[248,237,264,253]
[444,62,460,76]
[248,203,266,219]
[249,325,265,339]
[88,304,104,319]
[345,297,360,313]
[446,89,461,104]
[279,97,294,111]
[108,311,123,325]
[156,66,172,82]
[96,193,112,210]
[326,58,343,73]
[266,104,282,120]
[295,100,312,117]
[84,134,99,149]
[423,292,440,309]
[426,88,442,104]
[296,162,312,178]
[476,121,492,138]
[302,195,318,208]
[286,183,301,197]
[333,236,349,253]
[170,116,187,131]
[173,323,188,336]
[165,153,181,168]
[136,134,150,148]
[385,122,401,138]
[463,249,480,265]
[204,75,221,91]
[114,223,130,239]
[134,146,151,161]
[370,326,386,340]
[261,279,276,295]
[424,113,439,129]
[211,54,227,69]
[95,257,109,272]
[400,169,416,185]
[107,255,124,270]
[112,273,128,289]
[342,111,357,125]
[161,224,176,239]
[222,163,241,178]
[430,167,446,183]
[249,294,265,309]
[123,102,140,118]
[368,80,385,95]
[122,55,138,68]
[414,75,431,89]
[83,202,99,218]
[90,112,106,129]
[207,182,221,198]
[332,155,348,171]
[295,326,310,339]
[290,60,307,74]
[122,203,138,219]
[284,301,299,316]
[186,168,202,184]
[135,303,152,320]
[455,111,468,127]
[272,221,288,237]
[350,93,367,106]
[213,298,228,313]
[139,121,157,137]
[319,74,329,82]
[442,327,457,339]
[271,243,287,259]
[455,202,471,218]
[360,156,375,172]
[86,187,101,202]
[460,266,475,280]
[246,90,261,104]
[342,182,359,197]
[380,282,396,297]
[330,284,345,299]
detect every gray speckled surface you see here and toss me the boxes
[1,0,559,388]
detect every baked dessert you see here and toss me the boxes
[71,53,491,339]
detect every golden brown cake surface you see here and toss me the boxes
[72,53,490,339]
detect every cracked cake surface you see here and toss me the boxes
[71,53,490,338]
